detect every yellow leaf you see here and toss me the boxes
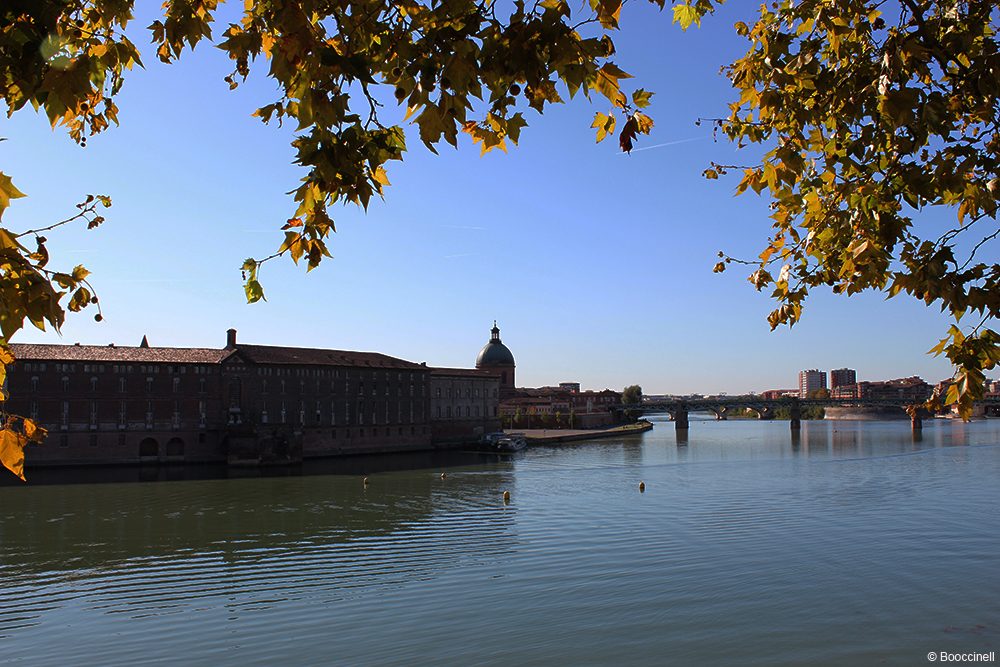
[22,418,47,443]
[372,166,390,187]
[0,172,26,219]
[71,264,91,282]
[0,429,28,481]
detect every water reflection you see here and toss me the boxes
[1,418,999,666]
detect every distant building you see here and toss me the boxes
[830,368,857,389]
[834,376,932,403]
[499,386,621,429]
[798,369,827,398]
[559,382,581,393]
[761,389,799,400]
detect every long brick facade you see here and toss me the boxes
[7,329,497,466]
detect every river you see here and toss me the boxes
[1,416,998,666]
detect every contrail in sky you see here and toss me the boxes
[622,137,703,154]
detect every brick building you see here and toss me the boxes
[831,376,932,403]
[429,368,502,443]
[8,341,229,465]
[829,368,857,389]
[8,328,498,466]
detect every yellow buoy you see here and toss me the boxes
[502,490,511,504]
[639,481,645,492]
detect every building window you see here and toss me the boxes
[146,401,153,429]
[119,401,127,428]
[62,376,70,392]
[172,377,180,394]
[436,406,441,418]
[436,387,441,398]
[146,377,154,393]
[90,376,98,392]
[30,376,38,392]
[61,401,69,429]
[89,401,98,428]
[172,401,180,429]
[199,378,206,394]
[199,400,206,427]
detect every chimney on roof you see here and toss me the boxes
[139,335,149,348]
[226,328,237,349]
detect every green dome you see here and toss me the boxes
[476,322,515,368]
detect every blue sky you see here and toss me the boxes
[1,2,965,394]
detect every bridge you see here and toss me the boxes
[614,395,1000,434]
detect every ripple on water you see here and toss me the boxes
[1,421,999,666]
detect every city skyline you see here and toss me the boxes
[2,2,964,395]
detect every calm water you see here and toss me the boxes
[2,416,999,666]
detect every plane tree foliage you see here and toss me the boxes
[692,0,999,418]
[0,0,996,477]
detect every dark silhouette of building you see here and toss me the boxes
[8,328,498,466]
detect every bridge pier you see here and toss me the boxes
[905,404,923,431]
[675,407,689,433]
[789,399,801,431]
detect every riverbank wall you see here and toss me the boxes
[824,406,908,420]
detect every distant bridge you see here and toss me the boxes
[614,396,1000,434]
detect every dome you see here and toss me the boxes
[476,322,515,368]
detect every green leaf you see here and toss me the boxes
[672,4,701,30]
[631,89,653,109]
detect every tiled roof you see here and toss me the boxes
[10,343,228,364]
[232,344,426,370]
[430,367,500,377]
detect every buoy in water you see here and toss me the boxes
[502,490,511,504]
[440,472,447,479]
[363,477,369,485]
[639,481,645,492]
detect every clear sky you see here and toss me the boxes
[1,2,966,394]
